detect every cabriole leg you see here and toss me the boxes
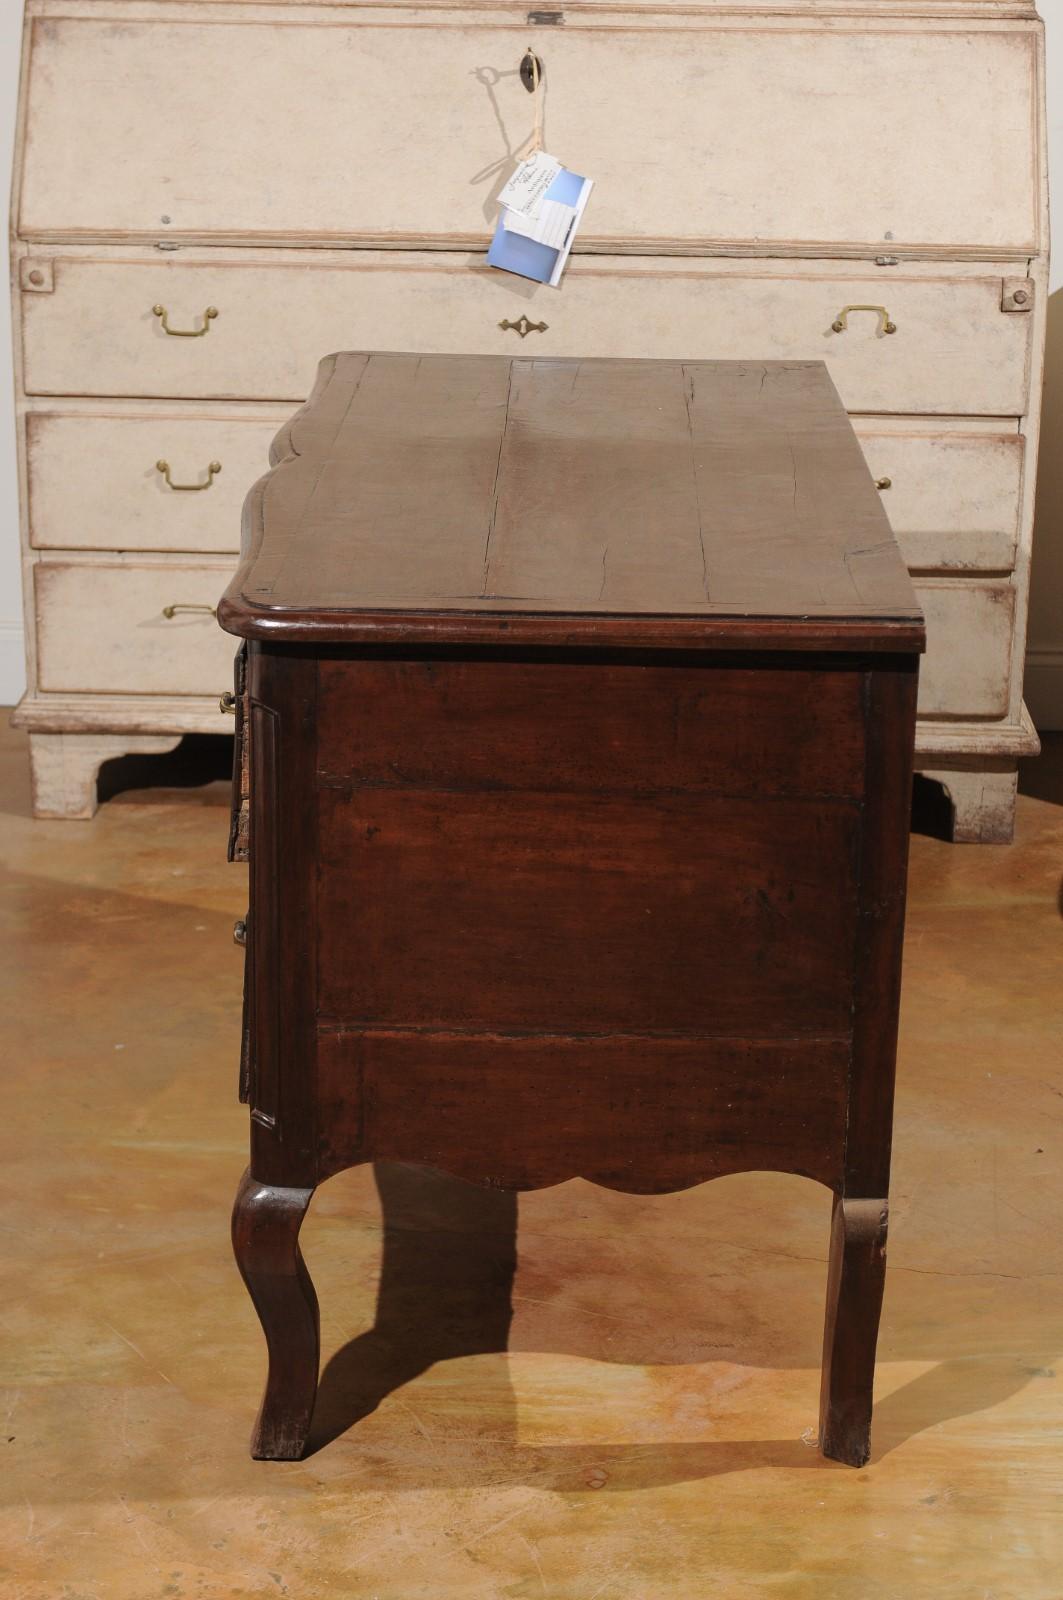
[231,1168,319,1460]
[819,1195,889,1467]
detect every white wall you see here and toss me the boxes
[0,1,24,706]
[0,6,1060,715]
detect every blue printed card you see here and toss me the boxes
[487,161,593,287]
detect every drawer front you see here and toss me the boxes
[914,580,1015,720]
[19,17,1038,255]
[26,408,284,553]
[21,256,1032,417]
[35,560,237,694]
[853,421,1024,572]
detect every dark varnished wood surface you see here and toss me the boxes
[218,353,922,650]
[227,352,923,1467]
[316,784,860,1035]
[315,655,868,798]
[315,1032,850,1192]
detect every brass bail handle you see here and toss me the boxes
[161,603,217,619]
[153,304,219,337]
[155,459,222,492]
[831,304,897,336]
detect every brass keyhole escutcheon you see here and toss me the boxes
[500,316,548,339]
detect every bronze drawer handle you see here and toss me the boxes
[875,477,892,491]
[500,316,548,338]
[156,458,222,492]
[161,602,217,619]
[153,303,218,337]
[220,691,238,714]
[831,304,897,336]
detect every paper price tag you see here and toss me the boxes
[497,151,563,220]
[488,167,594,288]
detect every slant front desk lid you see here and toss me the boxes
[219,352,924,652]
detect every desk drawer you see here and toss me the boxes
[26,407,283,553]
[21,253,1032,417]
[915,579,1015,720]
[853,420,1024,573]
[35,558,237,695]
[19,16,1037,257]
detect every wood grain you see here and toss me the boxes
[315,784,861,1036]
[316,655,868,799]
[219,353,922,647]
[230,1170,319,1461]
[315,1031,851,1192]
[223,352,923,1467]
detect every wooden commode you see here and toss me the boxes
[9,0,1047,839]
[222,351,924,1466]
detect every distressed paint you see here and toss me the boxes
[17,15,1040,254]
[7,0,1050,838]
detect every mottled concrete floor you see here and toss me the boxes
[1,721,1061,1600]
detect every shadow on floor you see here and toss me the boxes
[909,773,954,841]
[75,730,1063,1473]
[307,1164,518,1456]
[98,733,234,805]
[300,1164,1055,1475]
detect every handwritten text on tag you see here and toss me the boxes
[497,152,563,220]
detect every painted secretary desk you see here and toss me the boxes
[9,0,1048,838]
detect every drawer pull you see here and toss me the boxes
[220,691,238,714]
[152,303,218,338]
[500,316,548,338]
[155,458,222,492]
[875,477,892,491]
[233,918,247,948]
[161,602,217,619]
[831,304,897,337]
